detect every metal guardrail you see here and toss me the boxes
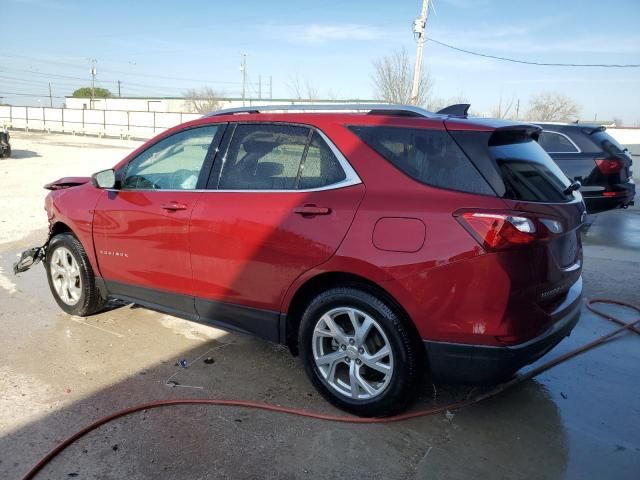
[0,105,202,139]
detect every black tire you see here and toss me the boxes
[1,147,9,158]
[299,287,421,417]
[45,233,106,316]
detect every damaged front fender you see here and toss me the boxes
[13,245,47,275]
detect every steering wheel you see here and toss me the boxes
[124,175,161,190]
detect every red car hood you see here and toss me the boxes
[44,176,91,190]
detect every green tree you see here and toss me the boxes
[72,87,112,98]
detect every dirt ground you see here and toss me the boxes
[1,131,639,479]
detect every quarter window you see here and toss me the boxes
[537,131,579,153]
[122,126,219,190]
[349,125,494,195]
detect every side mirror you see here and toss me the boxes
[92,169,116,189]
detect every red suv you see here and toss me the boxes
[18,105,585,416]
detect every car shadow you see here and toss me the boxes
[4,149,41,159]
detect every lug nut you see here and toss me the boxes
[356,359,362,365]
[358,347,364,354]
[345,357,350,363]
[349,339,355,345]
[340,344,346,350]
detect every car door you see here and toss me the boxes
[189,123,365,341]
[93,124,224,310]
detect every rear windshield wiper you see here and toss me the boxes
[563,180,581,196]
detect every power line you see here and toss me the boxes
[0,91,66,98]
[426,37,640,68]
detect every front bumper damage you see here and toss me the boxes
[13,244,47,275]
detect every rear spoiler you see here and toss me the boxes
[489,124,542,144]
[579,125,606,135]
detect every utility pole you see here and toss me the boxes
[269,76,273,100]
[240,53,247,107]
[117,80,122,97]
[48,83,53,107]
[90,59,97,109]
[258,75,262,100]
[410,0,430,105]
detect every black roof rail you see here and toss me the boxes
[205,104,437,118]
[436,104,471,118]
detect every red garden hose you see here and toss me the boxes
[22,298,640,480]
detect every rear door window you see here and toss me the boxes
[299,132,347,189]
[348,126,494,195]
[489,132,573,202]
[218,124,310,190]
[217,124,350,190]
[538,131,579,153]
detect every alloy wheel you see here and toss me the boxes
[49,246,82,306]
[311,307,394,400]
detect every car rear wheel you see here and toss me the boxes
[46,233,106,316]
[299,287,421,417]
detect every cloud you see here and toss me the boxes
[264,23,385,45]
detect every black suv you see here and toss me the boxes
[0,126,10,158]
[535,123,635,212]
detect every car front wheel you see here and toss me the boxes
[46,233,106,316]
[299,287,421,416]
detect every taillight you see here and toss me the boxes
[456,211,561,251]
[595,157,623,174]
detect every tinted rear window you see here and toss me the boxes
[489,132,573,202]
[590,130,627,155]
[349,126,493,195]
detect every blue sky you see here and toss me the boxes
[4,0,640,122]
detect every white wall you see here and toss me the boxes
[607,128,640,151]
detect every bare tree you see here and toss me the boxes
[326,89,340,101]
[286,74,320,101]
[527,92,579,122]
[490,94,517,119]
[372,49,433,106]
[184,87,221,114]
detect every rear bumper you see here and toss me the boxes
[423,277,582,384]
[583,183,635,212]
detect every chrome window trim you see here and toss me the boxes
[541,130,581,153]
[110,127,362,194]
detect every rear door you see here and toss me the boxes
[189,123,364,339]
[93,125,224,306]
[449,126,585,315]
